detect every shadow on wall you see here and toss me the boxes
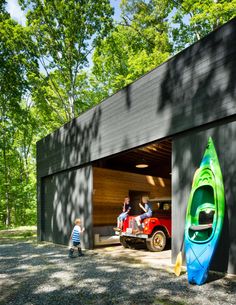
[44,105,102,168]
[42,166,93,248]
[158,19,236,274]
[41,107,102,248]
[158,20,236,126]
[221,122,236,275]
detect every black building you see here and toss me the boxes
[37,18,236,275]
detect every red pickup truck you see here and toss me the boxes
[119,199,171,252]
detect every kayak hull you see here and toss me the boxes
[186,238,214,285]
[184,137,225,285]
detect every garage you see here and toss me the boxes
[37,19,236,275]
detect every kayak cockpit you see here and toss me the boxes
[189,222,213,241]
[188,185,216,242]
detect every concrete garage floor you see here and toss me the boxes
[95,245,173,272]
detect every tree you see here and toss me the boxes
[171,0,236,52]
[0,1,38,227]
[92,0,236,97]
[92,0,173,96]
[19,0,114,124]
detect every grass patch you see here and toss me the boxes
[0,226,37,242]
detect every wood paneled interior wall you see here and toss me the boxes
[93,167,171,225]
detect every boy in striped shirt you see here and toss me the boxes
[68,218,84,258]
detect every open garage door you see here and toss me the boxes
[92,139,172,249]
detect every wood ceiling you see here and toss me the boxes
[94,139,171,179]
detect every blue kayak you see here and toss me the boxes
[184,137,225,285]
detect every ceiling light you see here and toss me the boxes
[136,164,149,168]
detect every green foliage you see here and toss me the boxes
[92,0,173,96]
[20,0,114,124]
[92,0,236,97]
[171,0,236,51]
[0,2,38,227]
[1,0,114,228]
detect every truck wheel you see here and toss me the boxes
[146,230,166,252]
[120,236,130,248]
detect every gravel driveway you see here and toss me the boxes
[0,239,236,305]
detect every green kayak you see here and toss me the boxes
[185,137,225,285]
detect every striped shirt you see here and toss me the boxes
[72,225,81,243]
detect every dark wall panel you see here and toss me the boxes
[37,18,236,178]
[40,166,93,248]
[172,119,236,274]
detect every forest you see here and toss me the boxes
[0,0,235,228]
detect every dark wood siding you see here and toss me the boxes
[39,166,93,248]
[37,18,236,178]
[172,119,236,274]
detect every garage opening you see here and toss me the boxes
[92,139,172,250]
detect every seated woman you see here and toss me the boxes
[114,196,131,231]
[135,196,152,232]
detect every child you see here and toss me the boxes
[135,196,152,233]
[68,218,85,258]
[114,196,131,231]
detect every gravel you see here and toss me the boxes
[0,240,235,305]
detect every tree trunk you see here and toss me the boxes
[3,146,11,227]
[69,94,75,119]
[213,0,220,30]
[2,116,11,227]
